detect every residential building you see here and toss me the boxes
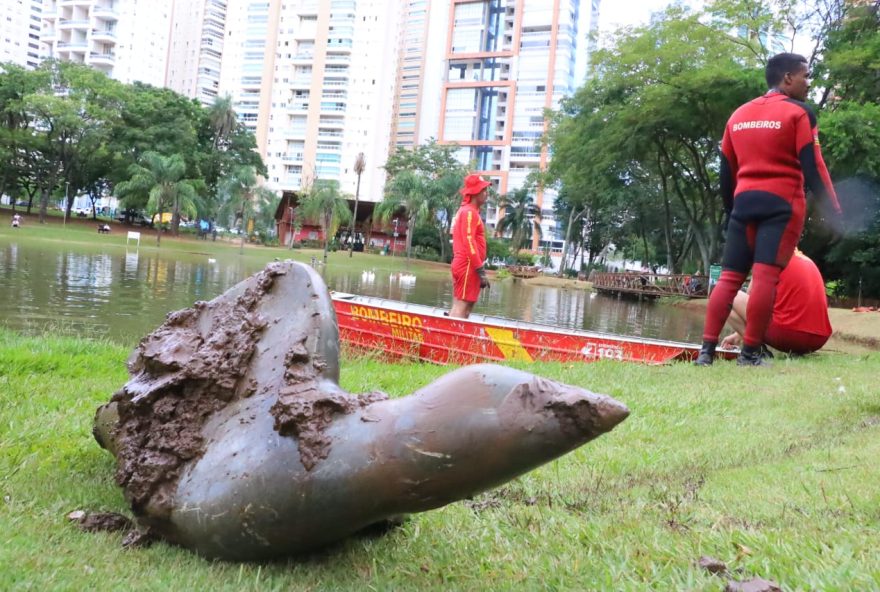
[165,0,227,105]
[0,0,43,68]
[40,0,173,86]
[430,0,581,253]
[388,0,449,149]
[219,0,401,203]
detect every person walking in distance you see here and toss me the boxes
[696,53,841,366]
[450,174,491,319]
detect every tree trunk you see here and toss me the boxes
[405,214,414,261]
[558,208,577,277]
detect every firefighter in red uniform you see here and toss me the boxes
[696,53,841,366]
[450,174,491,319]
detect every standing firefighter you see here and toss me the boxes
[450,174,491,319]
[696,53,842,366]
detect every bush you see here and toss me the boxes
[514,253,536,266]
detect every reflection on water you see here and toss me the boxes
[0,239,706,347]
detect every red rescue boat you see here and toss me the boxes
[331,292,734,365]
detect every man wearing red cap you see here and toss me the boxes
[450,174,491,318]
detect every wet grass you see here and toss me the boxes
[2,329,879,590]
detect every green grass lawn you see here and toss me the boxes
[2,329,879,590]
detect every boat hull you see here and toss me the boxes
[332,293,724,365]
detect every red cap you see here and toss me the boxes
[459,174,491,199]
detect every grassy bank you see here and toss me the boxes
[2,330,879,590]
[0,211,452,282]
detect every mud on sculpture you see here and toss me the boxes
[93,260,630,561]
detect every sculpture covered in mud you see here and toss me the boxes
[93,260,629,561]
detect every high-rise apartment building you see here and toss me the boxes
[219,0,400,203]
[388,0,449,149]
[41,0,172,86]
[427,0,580,248]
[1,0,43,68]
[165,0,227,105]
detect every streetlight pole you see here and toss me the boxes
[349,152,365,258]
[63,182,70,227]
[392,217,399,257]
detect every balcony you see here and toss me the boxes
[289,77,312,88]
[318,117,344,128]
[91,28,116,41]
[282,153,304,163]
[284,128,307,138]
[284,174,303,188]
[330,0,356,12]
[326,39,353,53]
[288,102,310,112]
[57,41,89,50]
[324,53,350,64]
[89,52,116,66]
[59,19,91,29]
[93,5,119,20]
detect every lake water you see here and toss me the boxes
[0,236,707,348]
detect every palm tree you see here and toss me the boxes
[216,165,261,254]
[208,95,237,151]
[496,186,541,255]
[349,152,366,257]
[115,152,197,247]
[299,179,353,264]
[375,170,430,260]
[423,172,462,263]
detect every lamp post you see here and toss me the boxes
[349,152,365,258]
[63,182,70,227]
[392,217,399,257]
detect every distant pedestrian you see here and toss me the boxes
[449,174,491,319]
[11,213,21,228]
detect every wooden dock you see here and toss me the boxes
[591,272,709,299]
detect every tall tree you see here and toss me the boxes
[376,170,430,261]
[299,179,352,264]
[115,152,198,247]
[495,185,541,254]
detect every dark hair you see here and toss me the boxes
[765,53,808,87]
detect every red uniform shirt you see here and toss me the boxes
[450,200,487,302]
[772,252,832,338]
[720,91,840,213]
[451,201,486,272]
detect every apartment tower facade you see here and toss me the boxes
[219,0,400,202]
[40,0,172,86]
[433,0,580,247]
[1,0,43,69]
[165,0,227,105]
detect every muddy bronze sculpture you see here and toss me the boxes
[93,260,629,560]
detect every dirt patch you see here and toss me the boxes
[271,379,387,470]
[68,510,133,533]
[698,555,728,575]
[724,577,782,592]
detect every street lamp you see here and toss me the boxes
[349,152,365,258]
[392,217,399,257]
